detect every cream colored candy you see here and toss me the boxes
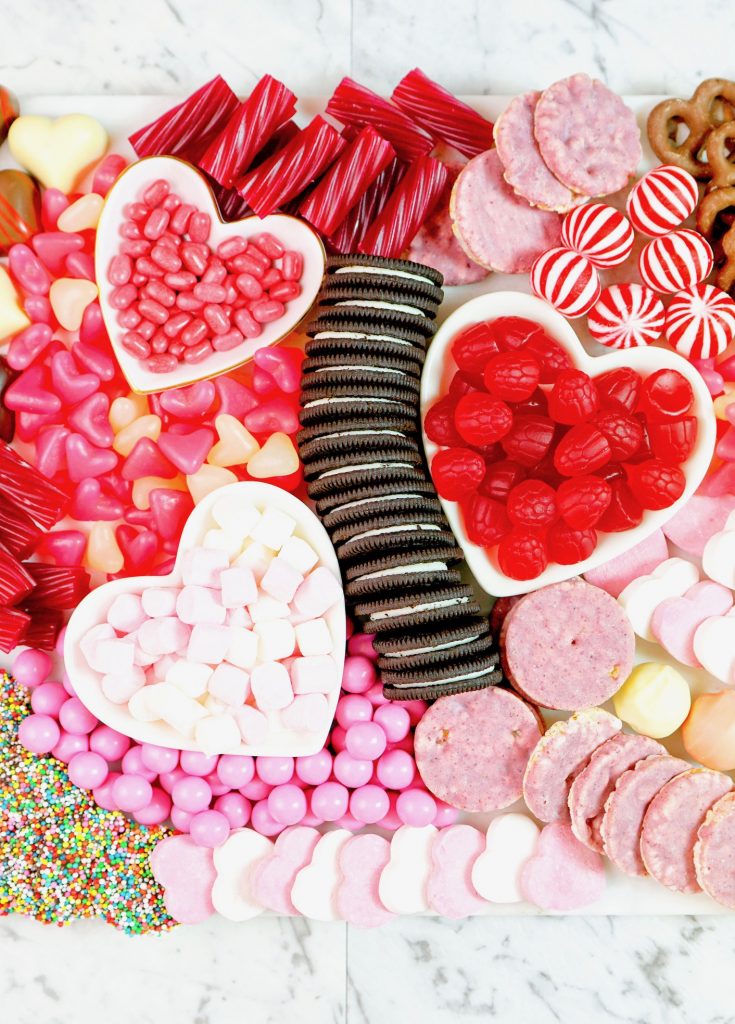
[113,414,162,456]
[109,393,149,433]
[186,464,238,504]
[8,113,108,192]
[85,521,124,574]
[49,278,98,331]
[613,662,691,739]
[247,432,299,478]
[207,414,259,467]
[57,192,104,232]
[0,265,31,343]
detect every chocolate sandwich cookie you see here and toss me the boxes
[310,302,437,339]
[305,336,427,372]
[297,417,419,450]
[336,523,459,564]
[298,395,418,428]
[382,657,503,701]
[345,565,464,603]
[307,463,430,502]
[312,470,436,514]
[302,352,422,379]
[353,583,482,634]
[374,619,491,658]
[319,283,441,319]
[306,316,429,350]
[298,428,421,465]
[325,253,444,289]
[377,633,498,674]
[344,544,464,583]
[302,438,424,480]
[321,271,444,309]
[300,366,422,396]
[321,491,445,532]
[329,505,448,546]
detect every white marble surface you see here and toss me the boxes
[3,2,735,1022]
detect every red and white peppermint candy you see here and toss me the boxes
[587,283,665,349]
[560,202,635,268]
[638,229,714,293]
[530,247,601,319]
[626,165,699,237]
[664,283,735,360]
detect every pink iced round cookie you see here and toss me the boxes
[694,792,735,908]
[450,148,563,273]
[250,825,321,916]
[534,74,642,196]
[494,91,586,212]
[415,686,543,813]
[501,580,635,710]
[523,707,621,822]
[583,528,669,598]
[426,824,486,919]
[336,833,394,928]
[567,733,665,851]
[640,767,733,893]
[519,821,606,911]
[600,754,689,876]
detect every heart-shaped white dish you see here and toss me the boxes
[421,291,716,597]
[95,155,325,394]
[64,481,346,756]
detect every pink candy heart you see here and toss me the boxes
[157,428,215,475]
[651,580,734,667]
[336,833,394,928]
[4,363,61,414]
[32,230,84,275]
[250,825,321,916]
[149,834,217,925]
[50,349,99,405]
[426,824,486,919]
[214,376,258,419]
[79,301,108,346]
[122,437,177,481]
[253,345,303,394]
[71,478,125,522]
[662,492,735,556]
[519,821,606,911]
[40,529,87,567]
[68,392,114,448]
[71,339,116,382]
[65,432,118,481]
[6,322,53,370]
[148,488,193,540]
[35,424,69,478]
[159,380,216,419]
[116,525,159,571]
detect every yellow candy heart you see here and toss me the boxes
[57,192,104,233]
[113,414,162,456]
[247,432,299,479]
[186,465,237,504]
[132,475,187,511]
[8,114,108,193]
[85,522,124,575]
[49,278,98,332]
[207,414,260,467]
[109,394,149,433]
[0,265,30,343]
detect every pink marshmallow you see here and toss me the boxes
[80,623,115,669]
[261,557,304,604]
[142,587,179,618]
[181,546,229,587]
[107,593,148,633]
[291,655,338,695]
[293,567,342,617]
[176,585,226,626]
[235,704,268,745]
[121,631,157,668]
[101,667,145,704]
[138,617,191,656]
[250,661,293,711]
[220,566,258,608]
[226,606,252,628]
[208,663,250,706]
[187,623,231,664]
[151,653,178,682]
[281,693,330,733]
[92,637,136,675]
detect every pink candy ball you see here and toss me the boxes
[349,784,389,824]
[345,721,386,761]
[433,801,459,828]
[93,771,121,811]
[189,809,230,847]
[376,748,415,790]
[295,750,332,785]
[330,725,347,752]
[267,783,307,826]
[336,812,361,831]
[216,754,255,789]
[30,682,67,717]
[250,799,283,837]
[58,697,97,735]
[180,750,219,777]
[214,792,251,829]
[256,755,294,786]
[372,703,410,743]
[121,746,158,782]
[396,787,436,827]
[55,626,66,657]
[13,648,51,688]
[171,775,212,813]
[341,654,376,693]
[112,773,153,812]
[159,767,186,794]
[171,806,193,832]
[365,681,389,706]
[134,787,172,826]
[310,781,348,822]
[18,713,60,754]
[61,672,76,697]
[89,725,131,762]
[140,742,179,774]
[333,750,373,788]
[378,793,402,831]
[335,694,373,729]
[52,731,88,763]
[346,634,378,661]
[204,770,230,798]
[68,750,109,789]
[240,777,271,801]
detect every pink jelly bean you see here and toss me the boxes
[188,212,211,243]
[145,280,176,307]
[281,250,303,281]
[162,194,181,213]
[181,242,209,275]
[254,346,303,394]
[9,243,51,294]
[243,397,299,435]
[183,340,213,363]
[202,259,227,285]
[150,244,182,272]
[180,318,208,347]
[252,233,285,260]
[168,205,193,235]
[93,153,127,196]
[122,221,143,241]
[143,207,170,240]
[108,254,133,286]
[260,267,282,289]
[138,298,169,325]
[212,328,243,352]
[164,270,196,290]
[146,353,180,375]
[66,251,95,280]
[250,299,285,324]
[235,272,263,300]
[193,282,226,304]
[203,304,230,335]
[269,280,301,303]
[136,256,164,278]
[143,179,170,207]
[217,236,248,260]
[233,306,262,338]
[110,283,137,310]
[176,292,203,312]
[122,332,151,358]
[121,240,151,258]
[6,323,53,370]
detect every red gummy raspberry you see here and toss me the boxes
[532,451,564,488]
[431,447,485,501]
[484,351,541,402]
[451,322,499,378]
[507,479,558,527]
[480,459,526,502]
[521,331,574,384]
[548,521,598,564]
[554,423,611,477]
[640,369,694,422]
[492,316,544,351]
[512,387,549,417]
[501,414,556,468]
[548,369,600,425]
[557,475,612,529]
[497,528,549,581]
[596,478,643,532]
[595,367,641,413]
[448,371,480,399]
[424,396,463,447]
[648,416,698,463]
[461,493,511,547]
[454,393,513,446]
[625,459,686,510]
[594,410,644,461]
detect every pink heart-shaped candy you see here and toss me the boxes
[149,834,216,925]
[157,428,214,475]
[6,322,53,370]
[651,580,734,666]
[336,833,394,928]
[67,392,114,448]
[65,432,118,481]
[50,349,99,405]
[250,825,321,916]
[32,229,84,274]
[116,525,159,571]
[214,376,258,419]
[4,363,61,414]
[159,380,216,419]
[35,424,69,478]
[254,346,303,394]
[71,340,116,382]
[122,437,177,481]
[519,821,606,911]
[39,528,86,567]
[426,824,486,919]
[149,488,193,540]
[71,478,125,522]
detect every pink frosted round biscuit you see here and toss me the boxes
[523,707,621,822]
[567,733,665,852]
[501,580,635,710]
[519,821,606,911]
[426,824,487,919]
[415,686,543,813]
[450,148,563,273]
[336,833,394,928]
[694,792,735,908]
[534,74,642,196]
[250,826,321,916]
[494,91,587,212]
[640,767,733,893]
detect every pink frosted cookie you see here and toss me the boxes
[336,834,394,928]
[583,529,668,598]
[662,492,735,557]
[600,754,690,876]
[426,824,486,919]
[694,792,735,908]
[523,707,622,822]
[534,74,642,196]
[450,148,563,273]
[149,834,216,925]
[494,91,587,212]
[415,686,543,812]
[519,821,606,911]
[567,733,665,851]
[640,768,733,893]
[250,826,321,916]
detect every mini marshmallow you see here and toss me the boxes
[202,692,228,716]
[176,585,227,626]
[151,653,178,682]
[138,617,190,656]
[141,587,179,618]
[226,606,252,629]
[261,557,303,604]
[91,637,136,675]
[128,687,159,722]
[278,536,319,574]
[281,693,330,733]
[254,619,296,662]
[250,661,293,711]
[107,593,147,633]
[101,667,145,704]
[213,494,261,536]
[251,508,296,551]
[248,596,290,623]
[208,663,251,706]
[291,655,338,695]
[80,623,115,670]
[195,714,241,756]
[145,683,208,737]
[120,631,158,668]
[295,618,333,657]
[235,704,268,745]
[220,566,258,608]
[203,528,242,559]
[187,623,231,665]
[165,659,211,698]
[235,541,273,582]
[226,627,259,670]
[181,546,229,587]
[293,567,343,618]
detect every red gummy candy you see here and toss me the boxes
[506,479,557,528]
[484,352,540,402]
[461,493,511,546]
[625,459,686,510]
[594,410,644,461]
[596,478,643,532]
[548,521,598,564]
[358,154,449,259]
[497,529,549,581]
[480,459,526,502]
[554,423,611,477]
[557,476,612,529]
[391,68,494,159]
[0,441,68,529]
[511,387,548,417]
[454,393,513,446]
[451,321,499,377]
[648,416,698,463]
[493,316,545,352]
[0,500,42,558]
[448,372,480,399]
[641,369,694,422]
[521,330,573,384]
[431,446,485,501]
[548,369,599,425]
[501,415,556,468]
[326,77,434,162]
[595,367,641,414]
[19,606,63,650]
[129,76,240,163]
[424,396,463,447]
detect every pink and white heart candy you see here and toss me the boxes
[639,229,713,294]
[626,165,699,237]
[561,202,635,268]
[664,283,735,360]
[587,283,665,349]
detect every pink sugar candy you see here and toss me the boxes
[176,585,226,626]
[80,623,115,670]
[151,653,178,682]
[107,593,148,633]
[281,693,330,733]
[226,606,253,629]
[293,567,342,617]
[235,704,269,744]
[187,623,231,664]
[208,663,251,706]
[92,637,136,675]
[250,825,321,916]
[220,566,258,608]
[181,546,229,587]
[141,587,179,618]
[138,616,190,656]
[340,654,376,694]
[251,662,293,711]
[101,667,146,704]
[261,557,304,604]
[292,655,338,695]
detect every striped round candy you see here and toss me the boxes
[560,202,635,268]
[587,283,665,349]
[530,247,601,319]
[664,283,735,360]
[626,165,699,237]
[638,229,714,293]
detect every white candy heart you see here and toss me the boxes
[290,830,352,921]
[693,609,735,683]
[8,114,108,192]
[211,829,273,921]
[618,557,700,641]
[702,510,735,589]
[471,814,541,904]
[378,825,437,915]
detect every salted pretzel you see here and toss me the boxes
[706,121,735,188]
[697,186,735,293]
[648,78,735,179]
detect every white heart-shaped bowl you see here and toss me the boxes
[421,291,716,597]
[64,481,346,756]
[95,155,326,394]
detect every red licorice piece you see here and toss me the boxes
[19,606,63,650]
[391,68,494,158]
[625,459,686,510]
[501,415,556,468]
[198,75,297,188]
[0,498,42,558]
[506,479,557,527]
[326,77,433,161]
[129,75,240,162]
[209,181,251,223]
[451,322,500,378]
[596,478,643,532]
[358,155,449,258]
[648,416,698,463]
[238,117,347,216]
[0,442,68,529]
[454,393,513,446]
[548,369,600,424]
[484,351,540,402]
[593,409,644,462]
[557,476,612,529]
[480,459,526,502]
[424,396,463,447]
[548,521,597,564]
[22,563,90,610]
[327,157,405,253]
[431,447,485,501]
[300,126,396,236]
[640,368,694,422]
[461,493,510,546]
[0,544,35,605]
[553,424,611,477]
[0,606,30,653]
[497,529,549,581]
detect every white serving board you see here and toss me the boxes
[0,93,729,915]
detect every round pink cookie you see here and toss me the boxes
[415,686,543,812]
[651,580,733,667]
[519,821,606,911]
[567,733,665,851]
[450,148,563,273]
[694,792,735,908]
[523,707,622,822]
[426,824,487,919]
[640,768,733,893]
[501,580,635,710]
[583,528,669,598]
[661,493,735,557]
[250,826,321,916]
[600,754,690,876]
[336,833,394,928]
[534,74,642,196]
[494,91,587,212]
[149,834,217,924]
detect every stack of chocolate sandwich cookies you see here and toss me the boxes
[298,254,503,700]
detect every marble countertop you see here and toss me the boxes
[2,2,735,1021]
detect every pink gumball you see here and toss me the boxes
[189,809,230,847]
[216,753,255,789]
[365,682,389,706]
[18,713,60,754]
[93,771,121,811]
[30,682,66,716]
[180,750,218,777]
[330,725,348,752]
[333,750,373,788]
[345,721,387,761]
[341,654,376,693]
[378,792,402,831]
[68,750,109,790]
[396,788,436,826]
[133,787,172,826]
[267,783,307,826]
[58,697,97,735]
[170,806,193,832]
[61,672,76,697]
[349,784,389,824]
[301,810,324,827]
[121,746,157,782]
[335,813,361,831]
[214,792,251,829]
[159,767,186,794]
[256,756,294,786]
[433,801,459,827]
[204,770,230,797]
[346,634,378,661]
[336,694,373,729]
[295,750,332,785]
[140,742,179,774]
[250,799,283,837]
[171,775,212,813]
[55,627,66,657]
[113,773,153,812]
[52,730,88,763]
[376,748,415,790]
[240,777,271,801]
[12,649,51,688]
[373,703,410,743]
[89,725,131,762]
[310,781,348,821]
